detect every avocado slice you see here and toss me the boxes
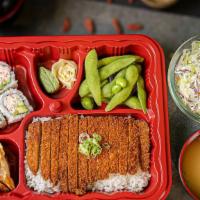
[14,104,29,116]
[0,77,11,90]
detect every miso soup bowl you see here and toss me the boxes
[179,130,200,200]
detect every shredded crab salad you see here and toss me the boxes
[175,41,200,114]
[52,59,77,89]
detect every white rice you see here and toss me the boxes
[25,157,150,194]
[25,161,150,194]
[25,131,60,193]
[32,117,52,122]
[25,160,60,193]
[92,172,150,193]
[0,111,7,128]
[32,116,63,123]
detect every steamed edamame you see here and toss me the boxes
[102,68,126,98]
[97,55,143,68]
[85,49,101,106]
[137,76,147,113]
[78,50,147,112]
[111,85,122,95]
[81,97,94,110]
[124,96,142,109]
[105,65,139,112]
[115,77,127,88]
[79,79,108,98]
[99,57,139,81]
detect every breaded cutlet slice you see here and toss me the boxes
[108,116,119,174]
[0,182,10,192]
[58,116,69,192]
[128,118,139,174]
[96,116,110,181]
[26,122,41,175]
[87,116,98,185]
[50,119,61,186]
[136,120,150,171]
[77,117,88,195]
[40,120,51,180]
[68,115,79,193]
[118,117,129,175]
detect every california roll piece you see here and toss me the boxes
[0,61,17,94]
[0,89,33,124]
[0,111,7,128]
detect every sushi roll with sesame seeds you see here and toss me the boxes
[0,111,6,129]
[0,89,33,124]
[0,61,18,94]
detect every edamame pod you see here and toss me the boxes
[111,85,122,95]
[101,79,109,88]
[81,97,94,110]
[105,65,139,112]
[98,55,144,68]
[138,75,145,88]
[137,76,147,113]
[115,77,127,88]
[85,49,101,106]
[102,68,126,98]
[99,57,141,81]
[124,96,142,110]
[135,64,142,74]
[98,55,135,67]
[79,79,108,98]
[79,79,89,97]
[102,97,110,103]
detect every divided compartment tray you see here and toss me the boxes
[0,35,171,200]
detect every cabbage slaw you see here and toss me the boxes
[175,41,200,114]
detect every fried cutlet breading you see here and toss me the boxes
[40,120,51,180]
[0,182,10,192]
[108,116,119,174]
[118,117,129,175]
[96,117,110,180]
[128,118,139,174]
[87,116,98,185]
[50,119,61,185]
[58,117,69,192]
[0,143,15,192]
[26,122,41,175]
[77,117,88,195]
[68,115,79,193]
[26,123,34,173]
[26,115,150,194]
[136,120,150,172]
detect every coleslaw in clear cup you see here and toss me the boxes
[168,36,200,123]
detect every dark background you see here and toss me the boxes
[96,0,200,17]
[1,0,200,29]
[96,0,200,16]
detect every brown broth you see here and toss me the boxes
[182,136,200,199]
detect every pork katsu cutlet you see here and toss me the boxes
[77,117,88,195]
[26,121,41,175]
[58,117,69,192]
[25,115,151,194]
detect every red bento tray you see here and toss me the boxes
[0,35,171,200]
